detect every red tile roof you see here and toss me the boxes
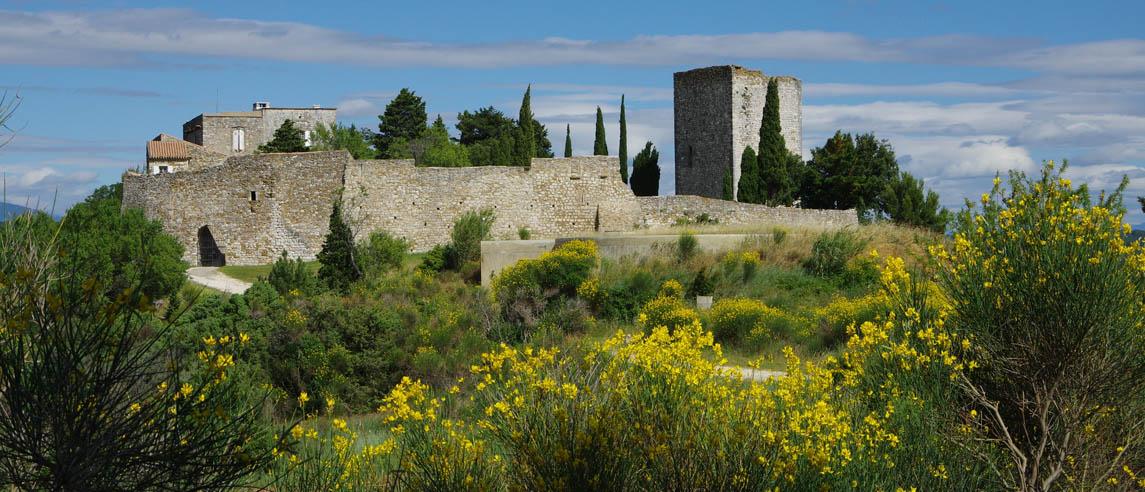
[147,141,189,161]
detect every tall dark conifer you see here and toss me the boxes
[619,95,628,184]
[564,124,572,157]
[722,162,734,201]
[629,141,660,196]
[514,85,535,166]
[593,107,608,156]
[757,78,794,205]
[737,146,759,203]
[317,199,361,292]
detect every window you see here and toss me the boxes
[232,129,245,151]
[303,130,312,147]
[159,166,169,174]
[250,191,257,201]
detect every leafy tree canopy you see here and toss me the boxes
[375,88,427,158]
[629,141,660,197]
[415,116,470,167]
[313,122,376,159]
[881,171,949,232]
[801,131,899,213]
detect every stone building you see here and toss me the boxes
[674,65,802,200]
[181,102,336,157]
[145,134,227,175]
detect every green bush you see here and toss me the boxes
[802,229,867,277]
[676,232,698,262]
[686,267,715,298]
[418,244,449,272]
[771,226,788,244]
[492,240,599,327]
[449,207,494,268]
[356,230,409,276]
[266,250,319,296]
[517,227,531,240]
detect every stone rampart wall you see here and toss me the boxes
[637,195,857,229]
[344,156,642,252]
[123,151,346,265]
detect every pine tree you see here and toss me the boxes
[593,107,608,156]
[757,77,794,205]
[317,199,361,292]
[629,141,660,196]
[375,88,427,158]
[257,119,307,153]
[514,85,535,166]
[619,95,628,184]
[737,146,759,203]
[564,124,572,157]
[722,161,734,201]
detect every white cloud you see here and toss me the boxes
[334,98,380,119]
[805,82,1027,99]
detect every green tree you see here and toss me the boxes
[593,107,608,156]
[58,184,187,301]
[514,86,535,167]
[467,134,515,167]
[722,162,734,201]
[257,119,307,153]
[801,131,899,213]
[448,208,495,268]
[375,88,427,158]
[531,118,554,158]
[456,105,549,165]
[629,141,660,197]
[356,230,410,276]
[564,124,572,157]
[312,122,376,159]
[414,116,470,167]
[456,106,515,145]
[881,171,949,232]
[737,146,759,203]
[619,95,628,184]
[757,78,795,205]
[317,199,361,292]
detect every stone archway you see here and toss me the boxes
[197,226,226,266]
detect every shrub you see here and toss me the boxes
[676,232,698,262]
[449,207,494,268]
[935,162,1145,490]
[686,268,715,298]
[356,230,409,276]
[492,240,599,326]
[658,279,685,298]
[771,226,788,244]
[517,227,531,240]
[637,293,699,335]
[802,228,867,277]
[708,297,784,344]
[317,200,361,291]
[266,250,319,296]
[600,270,658,322]
[741,251,761,281]
[418,244,449,272]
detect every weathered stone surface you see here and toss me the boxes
[182,107,336,157]
[675,65,802,200]
[637,195,856,229]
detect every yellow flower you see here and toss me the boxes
[298,392,310,407]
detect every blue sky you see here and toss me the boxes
[3,0,1145,222]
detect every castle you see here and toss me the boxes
[124,66,853,267]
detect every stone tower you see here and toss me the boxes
[674,66,802,199]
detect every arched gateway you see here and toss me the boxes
[197,226,225,266]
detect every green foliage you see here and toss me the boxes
[317,200,361,292]
[492,240,599,330]
[0,212,280,491]
[375,88,427,158]
[266,250,320,296]
[771,226,788,244]
[356,230,409,276]
[722,162,734,200]
[514,85,535,167]
[455,104,549,166]
[802,229,867,278]
[676,232,698,262]
[414,116,470,167]
[466,133,514,167]
[940,162,1145,489]
[619,95,628,184]
[686,267,715,298]
[629,141,660,196]
[258,119,308,153]
[564,124,572,157]
[312,122,376,159]
[737,146,759,203]
[418,244,449,272]
[456,106,515,145]
[449,207,495,269]
[57,184,187,301]
[593,106,608,156]
[757,78,795,206]
[517,227,531,240]
[881,171,949,232]
[802,131,899,213]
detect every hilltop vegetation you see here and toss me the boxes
[1,161,1143,490]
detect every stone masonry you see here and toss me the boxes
[674,66,802,200]
[182,104,336,157]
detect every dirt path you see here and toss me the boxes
[186,267,252,295]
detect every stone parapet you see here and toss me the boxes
[637,195,857,229]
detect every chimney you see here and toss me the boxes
[312,104,321,109]
[253,102,270,110]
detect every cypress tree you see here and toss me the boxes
[514,85,535,166]
[629,141,660,196]
[593,107,608,156]
[737,146,759,203]
[757,77,794,205]
[619,95,628,184]
[722,161,734,201]
[564,124,572,157]
[317,199,361,292]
